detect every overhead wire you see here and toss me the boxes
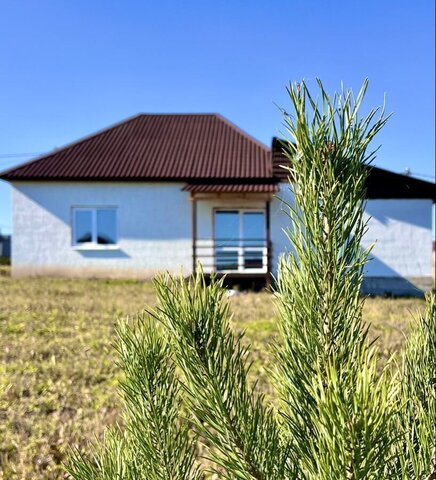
[0,153,42,158]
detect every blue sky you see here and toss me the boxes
[0,0,434,234]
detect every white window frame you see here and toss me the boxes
[72,206,119,250]
[214,208,267,274]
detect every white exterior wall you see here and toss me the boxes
[362,199,433,277]
[270,183,295,276]
[271,183,434,285]
[10,181,434,291]
[12,182,192,277]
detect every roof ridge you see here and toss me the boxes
[137,112,219,116]
[214,113,271,152]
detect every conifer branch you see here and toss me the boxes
[151,271,288,479]
[395,294,436,478]
[66,314,202,480]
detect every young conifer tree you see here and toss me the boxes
[273,79,400,478]
[66,81,435,480]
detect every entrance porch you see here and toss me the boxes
[188,187,275,288]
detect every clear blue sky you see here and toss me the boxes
[0,0,434,235]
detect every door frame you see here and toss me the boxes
[213,208,267,273]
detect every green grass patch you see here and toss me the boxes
[0,275,425,479]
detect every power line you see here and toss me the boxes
[402,166,435,180]
[0,159,26,165]
[0,157,40,167]
[404,171,435,180]
[0,155,41,167]
[0,152,42,158]
[412,173,435,180]
[0,161,24,166]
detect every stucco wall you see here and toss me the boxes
[362,199,433,278]
[271,184,434,290]
[12,182,192,277]
[270,183,295,276]
[11,182,434,292]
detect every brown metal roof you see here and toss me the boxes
[0,114,271,181]
[183,183,278,193]
[272,137,436,201]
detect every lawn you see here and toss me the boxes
[0,270,426,479]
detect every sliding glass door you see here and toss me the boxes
[215,211,239,271]
[214,210,267,272]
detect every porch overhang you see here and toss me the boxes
[189,187,273,288]
[183,182,278,194]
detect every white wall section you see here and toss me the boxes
[12,182,192,277]
[11,181,434,294]
[362,199,433,277]
[270,183,295,276]
[271,184,434,284]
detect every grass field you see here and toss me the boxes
[0,269,426,479]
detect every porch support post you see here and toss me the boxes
[192,194,197,276]
[266,199,271,289]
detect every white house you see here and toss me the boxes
[1,113,434,295]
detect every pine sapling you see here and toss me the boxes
[67,79,435,480]
[273,79,398,478]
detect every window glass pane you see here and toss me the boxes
[215,211,239,247]
[244,250,264,269]
[97,209,117,244]
[74,210,93,243]
[243,212,265,247]
[216,250,239,271]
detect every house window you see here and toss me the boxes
[72,207,117,246]
[214,210,266,272]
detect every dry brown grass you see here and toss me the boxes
[0,269,425,479]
